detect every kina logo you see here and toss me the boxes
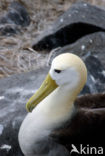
[70,144,103,155]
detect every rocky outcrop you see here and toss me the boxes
[47,32,105,67]
[0,2,30,36]
[32,2,105,51]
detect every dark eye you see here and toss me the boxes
[54,69,62,73]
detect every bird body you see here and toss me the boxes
[18,53,105,156]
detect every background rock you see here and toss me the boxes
[0,1,30,36]
[32,2,105,51]
[47,32,105,67]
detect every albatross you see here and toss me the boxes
[18,53,105,156]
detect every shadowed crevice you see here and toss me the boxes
[32,22,105,51]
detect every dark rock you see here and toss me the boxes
[32,2,105,51]
[7,2,30,27]
[47,32,105,67]
[80,85,91,95]
[0,24,20,36]
[0,2,30,26]
[0,2,30,36]
[0,67,49,156]
[85,55,105,93]
[85,56,105,84]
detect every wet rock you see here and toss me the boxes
[0,2,30,36]
[32,2,105,51]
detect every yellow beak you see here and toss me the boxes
[26,73,58,112]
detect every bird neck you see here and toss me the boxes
[47,84,79,112]
[34,84,81,128]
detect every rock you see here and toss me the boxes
[85,55,105,93]
[0,67,49,156]
[0,24,20,36]
[7,2,30,27]
[48,32,105,67]
[80,55,105,94]
[32,2,105,51]
[0,2,30,36]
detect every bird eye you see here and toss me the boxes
[54,69,62,73]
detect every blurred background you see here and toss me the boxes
[0,0,105,78]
